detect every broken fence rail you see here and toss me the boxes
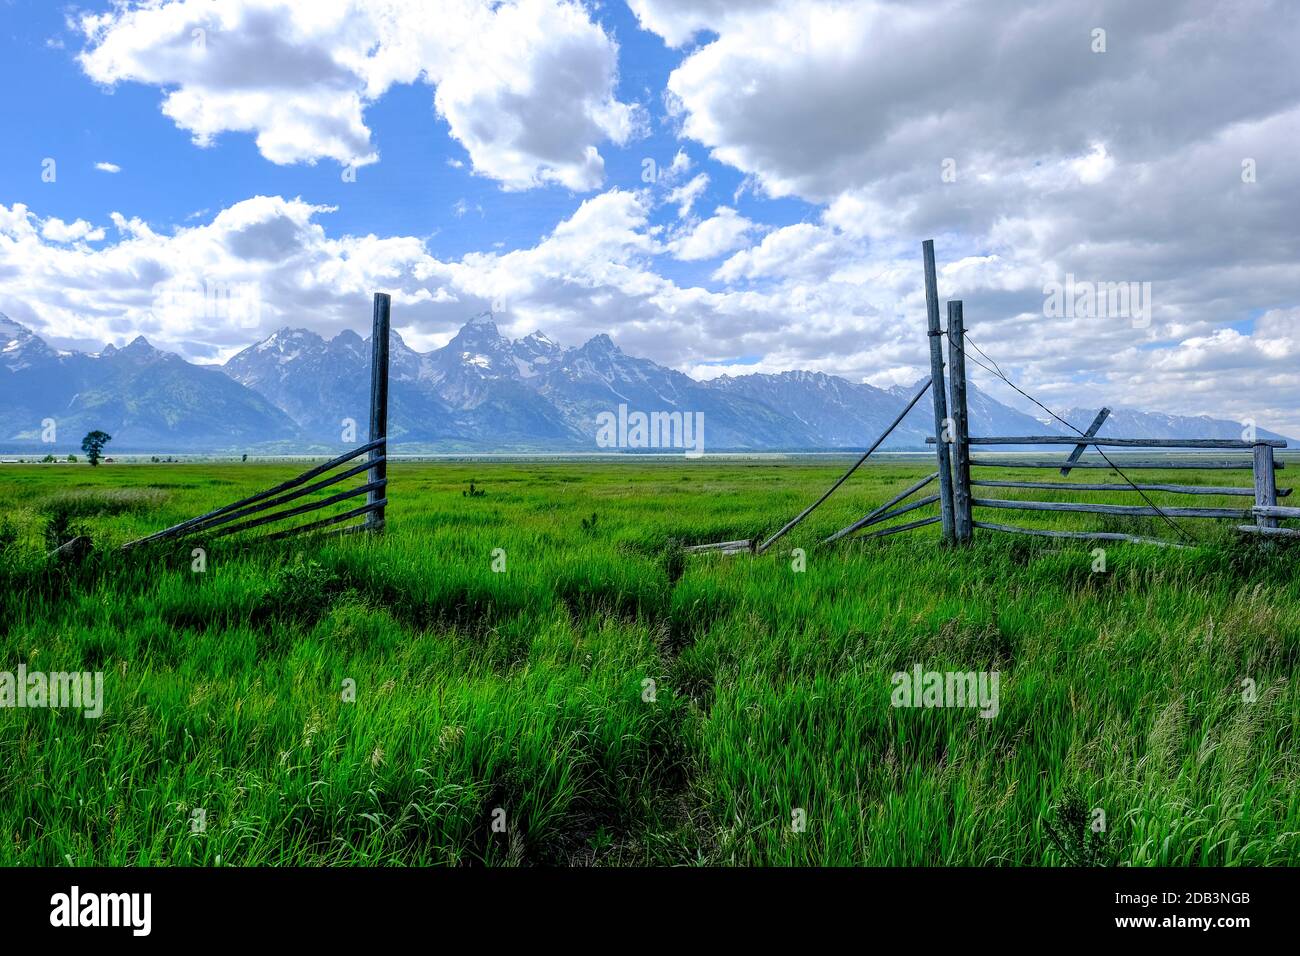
[120,440,385,550]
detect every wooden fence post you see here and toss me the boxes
[946,300,973,543]
[923,240,956,544]
[366,292,391,532]
[1253,442,1278,529]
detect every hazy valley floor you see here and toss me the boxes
[0,459,1297,865]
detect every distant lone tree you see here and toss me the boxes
[80,430,112,466]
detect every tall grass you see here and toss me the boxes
[0,459,1295,865]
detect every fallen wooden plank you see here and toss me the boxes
[834,494,939,540]
[854,514,941,540]
[1061,407,1110,476]
[48,535,92,562]
[821,472,939,545]
[686,538,759,554]
[969,457,1276,470]
[970,479,1290,496]
[972,497,1247,519]
[756,375,933,554]
[973,521,1190,548]
[684,538,754,554]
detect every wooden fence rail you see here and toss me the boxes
[971,497,1251,520]
[971,479,1291,496]
[120,292,393,551]
[691,238,1292,557]
[973,520,1192,548]
[913,238,1293,550]
[822,472,938,545]
[931,436,1286,448]
[969,457,1280,470]
[1237,524,1300,539]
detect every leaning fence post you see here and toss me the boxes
[1253,442,1278,530]
[366,292,391,532]
[923,240,956,544]
[946,300,973,543]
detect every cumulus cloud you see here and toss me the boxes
[3,186,1298,433]
[39,217,107,244]
[665,172,709,217]
[94,161,121,173]
[668,206,756,261]
[623,0,1300,432]
[6,0,1296,435]
[77,0,637,189]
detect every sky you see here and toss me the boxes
[0,0,1297,434]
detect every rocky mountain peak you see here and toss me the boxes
[0,313,28,339]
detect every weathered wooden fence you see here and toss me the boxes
[697,240,1294,554]
[121,292,392,551]
[922,275,1292,548]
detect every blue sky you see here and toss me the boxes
[0,0,1297,434]
[0,0,813,288]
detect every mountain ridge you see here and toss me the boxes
[1,312,1292,454]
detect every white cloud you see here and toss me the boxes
[626,0,783,49]
[714,221,852,282]
[620,0,1300,432]
[1069,142,1114,185]
[94,162,121,173]
[665,172,709,218]
[2,189,1298,434]
[77,0,637,190]
[39,217,107,244]
[668,206,755,261]
[10,0,1300,435]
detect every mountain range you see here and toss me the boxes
[1,311,1291,454]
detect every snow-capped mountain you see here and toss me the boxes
[0,314,298,451]
[1062,407,1291,447]
[712,370,925,447]
[2,314,59,372]
[0,310,1292,454]
[534,334,803,448]
[223,325,463,446]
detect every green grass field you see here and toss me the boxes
[0,458,1297,866]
